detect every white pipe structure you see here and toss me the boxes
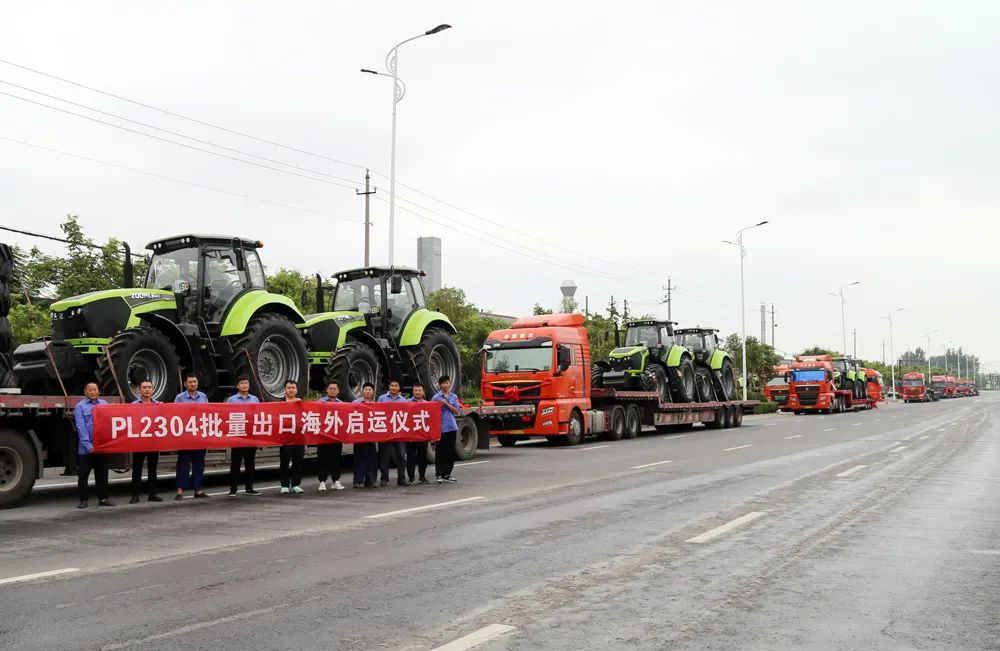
[362,24,451,266]
[723,220,769,400]
[829,281,861,356]
[883,308,904,400]
[925,329,939,380]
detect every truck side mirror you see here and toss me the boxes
[390,275,403,295]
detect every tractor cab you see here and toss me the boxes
[146,234,267,327]
[673,326,737,401]
[620,320,676,356]
[329,266,427,341]
[673,327,722,366]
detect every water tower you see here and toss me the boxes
[560,280,578,313]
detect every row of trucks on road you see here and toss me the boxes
[905,373,979,402]
[0,235,756,509]
[768,355,881,415]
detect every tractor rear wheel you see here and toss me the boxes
[97,327,180,402]
[670,357,696,403]
[695,368,715,402]
[719,359,737,401]
[232,314,308,401]
[325,341,381,402]
[641,364,670,403]
[410,327,461,395]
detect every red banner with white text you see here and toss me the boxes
[91,401,441,454]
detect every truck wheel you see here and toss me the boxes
[705,406,726,429]
[410,327,461,396]
[455,417,478,461]
[670,358,696,403]
[233,313,309,401]
[722,405,734,428]
[719,359,737,401]
[604,406,626,441]
[563,410,584,446]
[624,405,641,439]
[97,326,180,402]
[641,365,670,403]
[732,405,744,427]
[497,436,518,447]
[0,429,36,509]
[325,341,381,402]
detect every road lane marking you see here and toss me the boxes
[723,444,753,452]
[578,445,610,451]
[851,422,863,426]
[664,434,688,440]
[874,418,881,422]
[784,434,802,439]
[969,550,1000,556]
[823,428,835,432]
[919,435,930,440]
[631,460,674,469]
[763,423,776,427]
[365,496,485,519]
[0,567,80,586]
[431,624,517,651]
[686,512,766,544]
[890,446,907,453]
[454,460,491,467]
[836,464,866,478]
[206,484,281,497]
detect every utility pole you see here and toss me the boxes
[881,340,886,365]
[662,277,675,321]
[770,304,776,349]
[623,299,630,321]
[852,328,857,358]
[356,170,376,266]
[760,303,766,343]
[584,296,589,319]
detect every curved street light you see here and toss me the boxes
[829,281,861,356]
[722,220,769,400]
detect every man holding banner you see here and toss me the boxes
[74,382,113,509]
[130,380,163,504]
[174,373,210,500]
[227,376,261,496]
[278,380,305,495]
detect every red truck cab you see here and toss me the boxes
[901,372,930,402]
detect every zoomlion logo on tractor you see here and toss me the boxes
[125,292,172,307]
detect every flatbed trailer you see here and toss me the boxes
[786,388,875,414]
[0,391,521,509]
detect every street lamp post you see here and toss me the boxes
[924,329,939,380]
[883,308,904,400]
[830,281,861,357]
[723,220,769,400]
[362,23,451,266]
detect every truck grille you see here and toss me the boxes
[770,389,788,404]
[796,385,820,406]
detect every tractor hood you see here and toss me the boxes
[49,288,178,343]
[609,345,646,358]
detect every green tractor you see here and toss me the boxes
[592,320,696,402]
[673,327,737,401]
[832,356,866,401]
[301,266,460,401]
[12,234,308,402]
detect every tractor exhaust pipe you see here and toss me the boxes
[122,241,134,288]
[315,273,324,312]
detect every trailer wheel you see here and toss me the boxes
[0,429,36,509]
[732,405,744,427]
[705,406,726,429]
[624,405,641,438]
[497,436,518,447]
[455,417,478,461]
[603,406,626,441]
[722,405,734,428]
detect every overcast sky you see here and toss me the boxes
[1,1,998,372]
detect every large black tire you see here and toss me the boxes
[455,416,478,461]
[0,319,11,354]
[497,435,518,447]
[704,406,726,429]
[0,244,12,282]
[591,364,605,389]
[604,405,626,441]
[96,326,180,402]
[232,313,308,402]
[855,379,866,400]
[718,358,737,401]
[0,368,16,389]
[732,406,744,428]
[624,405,641,439]
[0,280,10,317]
[669,357,696,403]
[324,341,381,402]
[0,428,36,509]
[561,410,584,446]
[640,364,670,403]
[694,367,715,402]
[409,327,461,396]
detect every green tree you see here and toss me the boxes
[532,303,553,316]
[800,346,839,357]
[265,268,317,314]
[427,287,508,398]
[724,333,781,392]
[8,303,50,346]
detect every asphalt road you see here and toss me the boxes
[2,396,998,650]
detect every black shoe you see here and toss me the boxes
[129,495,140,504]
[174,493,184,501]
[364,484,376,489]
[245,489,262,496]
[148,494,163,502]
[61,469,75,476]
[77,500,88,509]
[418,476,429,484]
[444,476,457,483]
[193,492,209,499]
[98,499,115,507]
[353,483,364,489]
[379,479,388,487]
[227,489,238,497]
[397,480,408,487]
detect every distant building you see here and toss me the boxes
[417,236,442,294]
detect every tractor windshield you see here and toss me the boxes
[147,247,199,290]
[333,277,382,314]
[676,332,711,352]
[484,345,553,373]
[624,326,660,348]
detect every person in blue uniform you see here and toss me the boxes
[130,379,162,503]
[175,373,210,500]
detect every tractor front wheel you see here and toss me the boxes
[97,326,180,402]
[695,368,715,402]
[232,314,308,401]
[641,364,670,403]
[410,327,461,395]
[325,341,381,402]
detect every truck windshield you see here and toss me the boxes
[484,346,552,373]
[766,377,787,387]
[902,379,924,387]
[791,370,826,382]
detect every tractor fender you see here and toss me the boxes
[138,312,196,371]
[665,344,690,368]
[398,310,456,347]
[220,290,306,337]
[709,349,728,371]
[347,329,392,372]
